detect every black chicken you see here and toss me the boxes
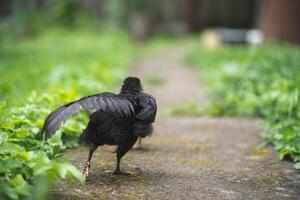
[42,77,157,176]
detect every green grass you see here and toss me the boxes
[0,28,133,106]
[186,43,300,169]
[144,75,165,86]
[0,28,134,199]
[168,101,203,116]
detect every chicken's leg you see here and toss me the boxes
[133,137,143,150]
[114,136,138,175]
[83,143,97,178]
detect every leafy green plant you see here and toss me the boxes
[187,43,300,169]
[0,27,134,199]
[0,95,85,200]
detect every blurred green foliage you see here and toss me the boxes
[0,0,98,37]
[187,43,300,169]
[0,29,133,106]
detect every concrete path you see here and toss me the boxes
[52,45,300,200]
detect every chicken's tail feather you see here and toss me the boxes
[42,101,81,139]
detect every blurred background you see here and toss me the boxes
[1,1,300,199]
[1,0,300,42]
[1,0,299,103]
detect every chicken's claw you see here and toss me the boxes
[82,162,90,178]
